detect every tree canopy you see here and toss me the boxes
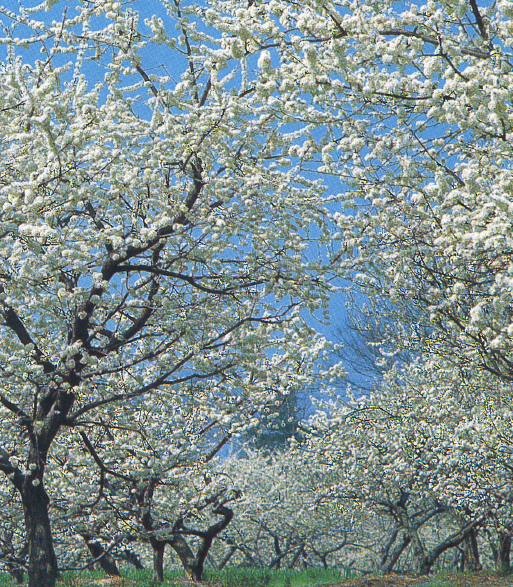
[0,1,341,585]
[1,0,513,584]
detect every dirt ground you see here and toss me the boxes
[329,570,513,587]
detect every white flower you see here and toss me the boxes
[257,50,272,70]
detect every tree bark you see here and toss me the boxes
[379,531,411,574]
[9,563,25,585]
[135,475,236,583]
[493,530,512,575]
[419,514,487,575]
[461,527,482,572]
[81,533,121,576]
[5,542,28,585]
[21,482,58,587]
[389,500,486,576]
[151,539,166,582]
[120,547,144,570]
[168,533,202,581]
[394,503,426,575]
[218,543,237,570]
[168,504,235,582]
[288,543,306,569]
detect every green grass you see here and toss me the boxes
[415,580,456,587]
[58,568,191,586]
[0,567,349,587]
[408,572,469,587]
[2,567,511,587]
[203,566,346,587]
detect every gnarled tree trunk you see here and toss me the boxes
[169,533,203,581]
[461,527,482,572]
[490,530,512,575]
[21,481,58,587]
[393,501,427,575]
[420,514,487,575]
[379,528,411,574]
[151,539,166,582]
[168,504,235,582]
[80,532,121,577]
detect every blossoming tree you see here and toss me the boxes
[218,448,366,571]
[303,359,513,574]
[0,1,343,585]
[258,0,513,379]
[2,0,513,583]
[233,0,513,573]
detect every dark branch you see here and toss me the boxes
[0,292,56,374]
[65,360,232,423]
[111,264,263,295]
[380,29,490,58]
[469,0,488,39]
[79,431,134,483]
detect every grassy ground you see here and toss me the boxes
[0,567,347,587]
[1,568,512,587]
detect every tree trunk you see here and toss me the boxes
[168,504,235,582]
[288,543,305,569]
[6,542,28,585]
[9,566,24,585]
[461,527,482,572]
[380,532,411,574]
[495,531,512,575]
[151,539,166,582]
[120,548,145,570]
[218,544,237,570]
[169,533,203,581]
[21,482,58,587]
[394,504,426,575]
[81,533,121,576]
[420,513,487,575]
[135,479,167,581]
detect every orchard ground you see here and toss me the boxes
[3,569,513,587]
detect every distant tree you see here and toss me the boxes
[252,389,302,452]
[333,295,416,394]
[304,359,509,575]
[219,449,365,571]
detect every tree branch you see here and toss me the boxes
[380,29,490,58]
[0,291,56,374]
[65,360,232,423]
[0,448,23,489]
[111,264,263,295]
[79,431,134,483]
[469,0,488,39]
